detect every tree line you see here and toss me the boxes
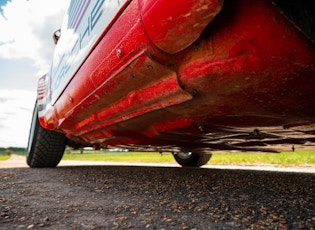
[0,147,26,155]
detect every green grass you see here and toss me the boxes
[1,148,314,166]
[0,155,11,161]
[0,148,26,161]
[61,149,315,166]
[62,150,175,163]
[210,150,315,166]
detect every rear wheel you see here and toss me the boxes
[27,102,66,168]
[173,151,211,167]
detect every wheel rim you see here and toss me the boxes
[177,152,192,160]
[27,106,37,156]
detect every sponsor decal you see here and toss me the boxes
[51,0,128,104]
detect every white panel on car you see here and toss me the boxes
[50,0,129,104]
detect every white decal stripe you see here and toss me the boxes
[74,1,91,31]
[51,0,129,104]
[68,0,91,31]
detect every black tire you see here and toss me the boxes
[173,151,211,167]
[26,102,66,168]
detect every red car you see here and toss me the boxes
[27,0,315,167]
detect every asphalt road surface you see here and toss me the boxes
[0,157,314,229]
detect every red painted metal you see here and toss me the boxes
[138,0,223,53]
[39,0,315,153]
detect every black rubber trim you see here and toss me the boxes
[272,0,315,43]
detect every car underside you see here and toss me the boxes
[27,0,315,167]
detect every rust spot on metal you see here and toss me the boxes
[146,64,153,70]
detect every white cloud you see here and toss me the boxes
[0,90,36,147]
[0,0,69,147]
[0,0,69,74]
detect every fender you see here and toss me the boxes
[138,0,223,53]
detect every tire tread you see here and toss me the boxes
[27,103,66,168]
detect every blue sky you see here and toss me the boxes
[0,0,69,147]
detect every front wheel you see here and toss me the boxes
[173,151,211,167]
[26,102,66,168]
